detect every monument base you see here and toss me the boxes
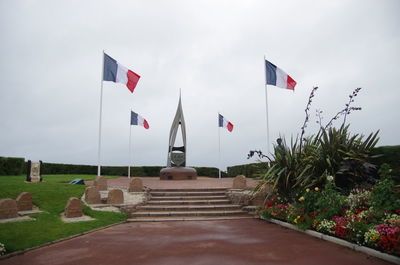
[160,167,198,180]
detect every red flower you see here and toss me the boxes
[265,201,274,208]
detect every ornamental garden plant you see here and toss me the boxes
[252,87,400,256]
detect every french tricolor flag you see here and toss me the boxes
[103,53,141,93]
[265,59,297,90]
[131,111,149,129]
[219,114,233,132]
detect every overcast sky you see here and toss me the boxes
[0,0,399,171]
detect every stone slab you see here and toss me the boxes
[0,199,18,219]
[16,192,33,211]
[64,197,83,218]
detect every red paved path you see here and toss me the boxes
[0,219,392,265]
[85,176,260,189]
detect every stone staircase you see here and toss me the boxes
[127,188,255,222]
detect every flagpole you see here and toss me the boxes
[128,116,132,179]
[97,51,105,176]
[218,112,221,179]
[264,55,270,154]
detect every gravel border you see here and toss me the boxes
[261,217,400,264]
[0,221,126,261]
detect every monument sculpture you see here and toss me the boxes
[160,95,197,180]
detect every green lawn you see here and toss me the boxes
[0,175,127,253]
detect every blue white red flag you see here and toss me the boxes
[103,53,141,93]
[265,59,296,90]
[131,111,149,129]
[218,114,233,132]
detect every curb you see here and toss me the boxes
[261,217,400,265]
[0,221,126,261]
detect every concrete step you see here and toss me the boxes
[150,195,228,201]
[150,191,227,197]
[137,204,242,211]
[131,210,250,218]
[147,199,232,205]
[127,216,256,222]
[150,188,227,192]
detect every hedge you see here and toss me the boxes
[227,162,268,178]
[0,157,25,175]
[371,145,400,175]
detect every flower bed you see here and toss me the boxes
[261,178,400,256]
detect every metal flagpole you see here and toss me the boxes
[218,112,221,179]
[264,55,270,154]
[97,51,105,176]
[128,116,132,179]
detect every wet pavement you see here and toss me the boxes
[0,219,391,265]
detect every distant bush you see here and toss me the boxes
[371,145,400,175]
[0,157,25,175]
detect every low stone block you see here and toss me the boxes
[129,177,143,192]
[0,199,19,219]
[233,175,247,189]
[16,192,33,211]
[107,189,124,204]
[85,187,101,204]
[94,176,107,191]
[64,197,83,218]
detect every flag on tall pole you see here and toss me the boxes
[218,114,234,132]
[265,59,297,90]
[264,57,297,155]
[128,111,149,178]
[218,113,234,179]
[97,51,141,177]
[103,53,141,93]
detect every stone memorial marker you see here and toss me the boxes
[0,199,18,219]
[16,192,33,211]
[159,94,197,180]
[107,189,124,204]
[26,160,42,182]
[94,176,107,191]
[233,175,247,189]
[128,177,143,192]
[64,197,83,218]
[85,187,101,204]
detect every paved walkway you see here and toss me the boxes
[85,176,260,189]
[0,219,391,265]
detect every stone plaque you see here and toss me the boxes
[64,197,83,218]
[171,152,185,167]
[107,189,124,204]
[30,162,41,182]
[94,176,107,191]
[233,175,247,189]
[128,177,143,192]
[0,199,18,219]
[85,187,101,204]
[16,192,33,211]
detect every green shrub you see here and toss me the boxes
[0,157,25,175]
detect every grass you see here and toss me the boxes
[0,174,127,253]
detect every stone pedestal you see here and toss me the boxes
[160,167,198,180]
